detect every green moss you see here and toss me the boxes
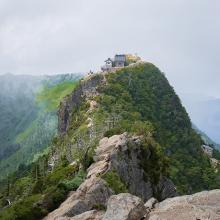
[102,171,127,194]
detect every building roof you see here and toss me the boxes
[114,54,126,62]
[105,58,113,63]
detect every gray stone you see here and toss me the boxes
[145,198,158,210]
[58,74,105,134]
[70,210,104,220]
[148,189,220,220]
[44,177,113,220]
[44,133,177,219]
[102,133,177,201]
[103,193,146,220]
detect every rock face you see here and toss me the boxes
[103,193,146,220]
[58,74,105,134]
[147,189,220,220]
[96,133,177,202]
[44,176,113,219]
[44,133,176,220]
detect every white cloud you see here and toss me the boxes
[0,0,220,97]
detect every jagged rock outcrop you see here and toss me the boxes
[95,133,177,202]
[147,189,220,220]
[103,193,146,220]
[58,74,105,134]
[44,133,176,219]
[44,176,113,219]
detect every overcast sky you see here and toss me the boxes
[1,0,220,98]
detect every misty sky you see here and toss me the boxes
[1,0,220,98]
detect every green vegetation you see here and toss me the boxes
[139,138,169,185]
[0,159,86,220]
[36,81,78,111]
[61,170,86,191]
[0,194,46,220]
[96,63,220,194]
[0,75,40,170]
[0,74,81,180]
[0,74,83,219]
[0,112,57,178]
[61,63,220,194]
[103,171,128,194]
[213,149,220,160]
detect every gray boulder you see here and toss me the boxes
[148,189,220,220]
[103,193,146,220]
[44,177,113,220]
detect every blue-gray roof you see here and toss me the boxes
[114,54,126,62]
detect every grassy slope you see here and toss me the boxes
[36,81,78,112]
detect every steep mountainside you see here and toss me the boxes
[58,62,220,193]
[0,73,82,179]
[0,62,220,220]
[0,74,42,162]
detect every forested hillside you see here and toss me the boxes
[0,73,82,179]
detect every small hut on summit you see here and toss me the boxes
[103,58,113,71]
[101,54,126,71]
[114,54,126,67]
[101,54,141,72]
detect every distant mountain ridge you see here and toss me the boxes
[0,73,82,179]
[180,93,220,144]
[193,124,220,150]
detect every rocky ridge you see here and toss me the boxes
[44,133,220,220]
[58,74,106,134]
[44,133,176,220]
